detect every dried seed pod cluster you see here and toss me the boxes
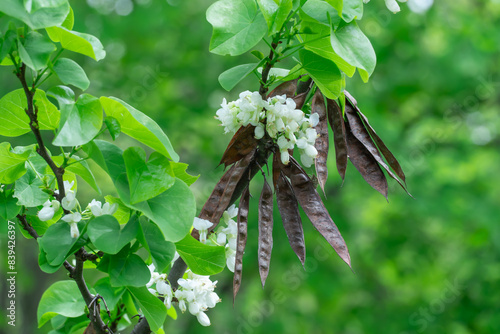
[200,79,409,300]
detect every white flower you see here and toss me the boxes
[62,212,82,223]
[60,180,77,211]
[223,204,238,221]
[156,280,173,309]
[280,150,290,165]
[197,312,211,327]
[226,247,236,272]
[385,0,401,13]
[62,212,81,238]
[193,217,213,244]
[254,123,265,139]
[38,200,60,221]
[88,199,118,217]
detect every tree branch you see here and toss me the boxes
[259,41,279,99]
[16,63,111,333]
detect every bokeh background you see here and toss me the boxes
[1,0,499,333]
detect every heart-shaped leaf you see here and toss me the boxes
[87,215,139,254]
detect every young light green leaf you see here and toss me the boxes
[170,162,199,186]
[330,20,376,82]
[13,168,49,207]
[61,5,74,30]
[175,234,226,275]
[87,215,139,254]
[52,58,90,91]
[219,63,260,91]
[0,0,70,30]
[0,89,60,137]
[207,0,268,56]
[127,286,167,332]
[108,245,151,287]
[300,49,342,99]
[17,31,56,71]
[324,0,343,14]
[100,97,179,162]
[37,280,85,328]
[46,26,105,61]
[52,93,102,147]
[139,219,176,273]
[257,0,293,35]
[123,147,175,204]
[0,143,34,184]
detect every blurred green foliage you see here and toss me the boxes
[1,0,499,333]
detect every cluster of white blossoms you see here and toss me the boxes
[192,205,239,272]
[363,0,407,13]
[216,91,319,167]
[147,264,220,327]
[37,181,117,238]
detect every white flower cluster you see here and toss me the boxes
[363,0,407,13]
[216,91,319,167]
[215,205,238,272]
[147,264,220,327]
[37,180,117,238]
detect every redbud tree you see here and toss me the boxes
[0,0,410,333]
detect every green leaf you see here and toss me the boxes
[207,0,268,56]
[104,116,121,140]
[0,189,21,220]
[127,286,167,332]
[86,141,195,242]
[0,30,17,63]
[100,97,179,162]
[52,155,100,194]
[46,26,105,61]
[219,63,260,91]
[301,0,341,27]
[0,142,34,184]
[257,0,293,35]
[175,234,226,275]
[17,31,56,71]
[341,0,363,22]
[324,0,343,14]
[38,244,62,273]
[0,0,70,30]
[132,179,195,243]
[108,245,151,287]
[53,58,90,91]
[170,162,199,186]
[38,222,83,266]
[124,147,175,204]
[0,89,60,137]
[52,94,102,147]
[13,168,49,207]
[61,6,74,30]
[300,18,356,77]
[18,214,49,239]
[37,280,85,328]
[330,20,376,81]
[139,219,176,273]
[93,277,125,311]
[300,49,342,99]
[87,215,139,254]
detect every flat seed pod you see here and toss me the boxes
[345,91,406,185]
[199,163,236,223]
[258,178,274,287]
[279,156,351,267]
[215,150,256,226]
[312,91,329,194]
[233,186,250,302]
[219,125,258,168]
[344,102,408,194]
[293,92,308,110]
[275,158,306,265]
[267,79,298,98]
[326,98,348,182]
[345,121,388,199]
